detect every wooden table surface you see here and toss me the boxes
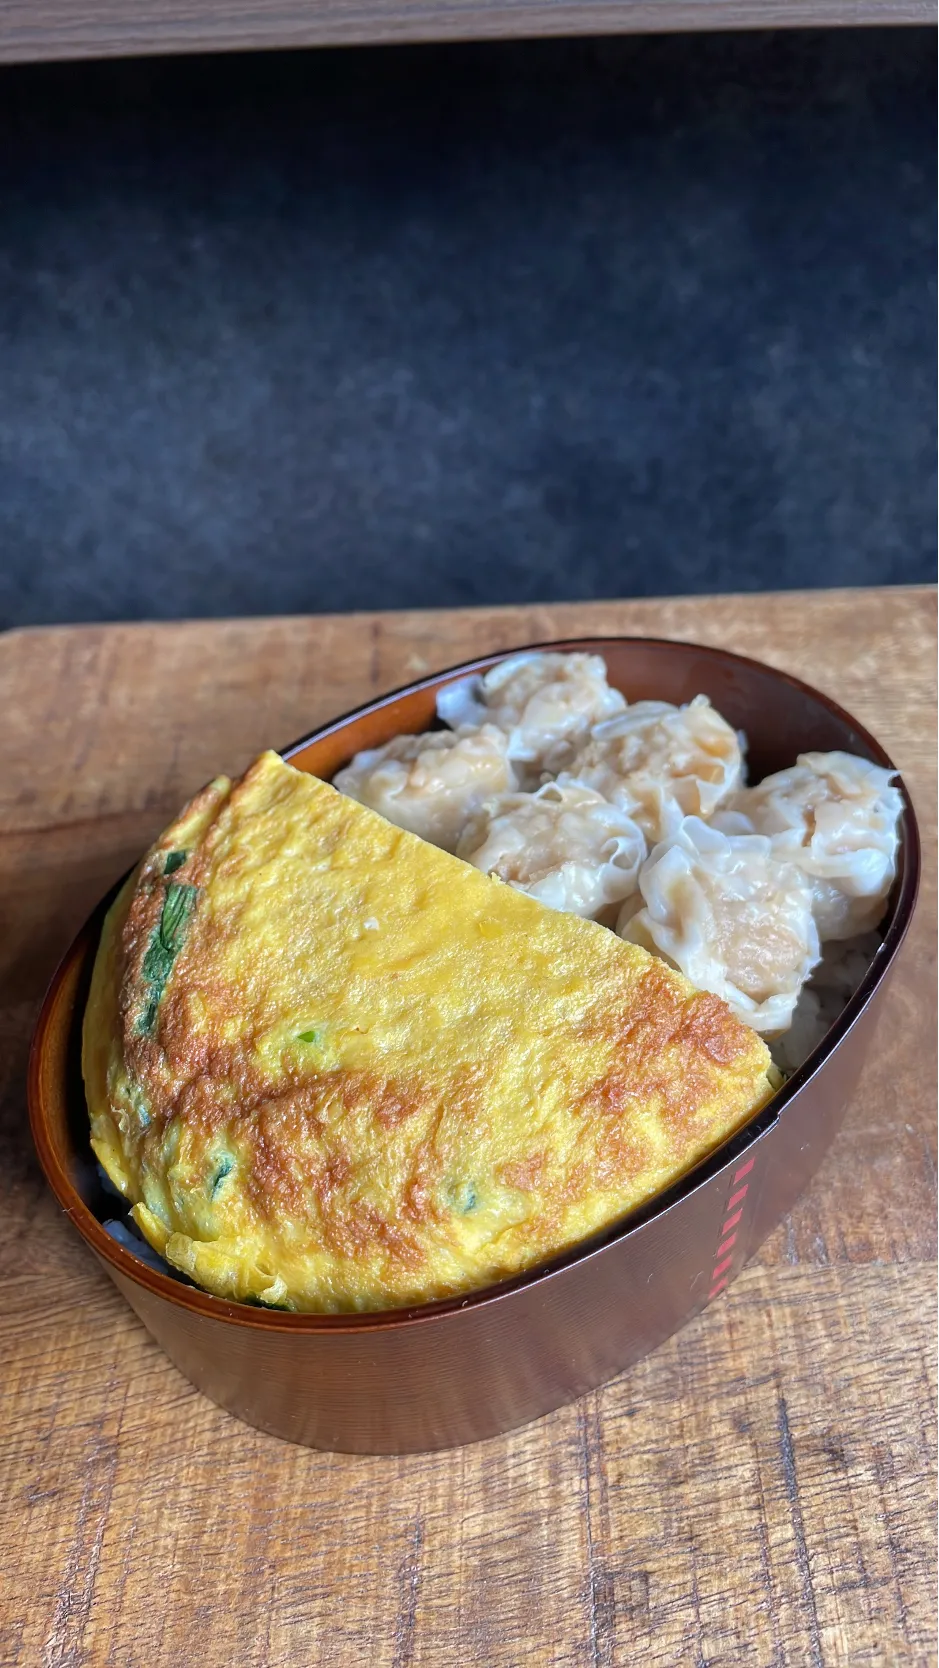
[0,586,935,1667]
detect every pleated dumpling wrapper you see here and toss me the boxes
[83,751,776,1314]
[457,780,646,920]
[564,696,744,845]
[332,723,516,852]
[618,817,821,1035]
[713,751,903,942]
[437,651,627,776]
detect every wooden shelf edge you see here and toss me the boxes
[0,0,935,67]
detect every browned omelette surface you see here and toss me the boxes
[83,751,776,1312]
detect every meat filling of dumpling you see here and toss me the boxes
[457,781,646,919]
[436,652,626,775]
[566,695,744,845]
[617,817,820,1034]
[333,725,516,851]
[713,752,903,941]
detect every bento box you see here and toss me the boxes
[28,637,919,1454]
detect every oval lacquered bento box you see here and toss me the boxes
[29,638,920,1455]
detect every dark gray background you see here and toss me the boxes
[0,28,935,628]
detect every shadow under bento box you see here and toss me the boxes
[28,638,920,1454]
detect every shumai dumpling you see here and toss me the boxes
[617,817,820,1035]
[714,752,903,941]
[457,781,646,920]
[332,724,516,851]
[565,695,744,845]
[437,652,626,776]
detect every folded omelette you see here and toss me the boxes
[83,750,775,1312]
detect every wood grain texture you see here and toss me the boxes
[0,587,935,1665]
[0,0,935,65]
